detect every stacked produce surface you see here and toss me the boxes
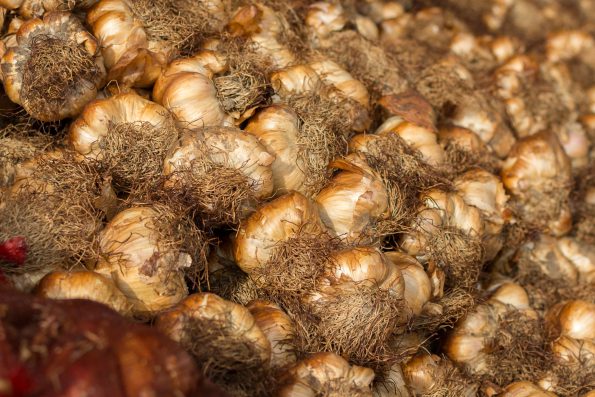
[0,0,593,396]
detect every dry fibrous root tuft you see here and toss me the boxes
[129,0,228,55]
[184,316,276,397]
[411,288,476,332]
[0,123,54,187]
[362,133,449,238]
[285,91,351,196]
[443,141,499,176]
[572,161,595,245]
[97,120,178,193]
[424,363,478,397]
[208,264,261,305]
[0,155,104,274]
[21,34,101,119]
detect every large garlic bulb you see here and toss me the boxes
[95,206,192,314]
[546,300,595,366]
[87,0,228,87]
[152,51,231,129]
[35,270,132,316]
[244,105,306,194]
[69,92,178,190]
[455,169,510,260]
[279,352,375,397]
[1,12,106,121]
[162,126,274,222]
[246,300,297,369]
[155,292,271,364]
[501,132,572,236]
[234,192,326,273]
[315,157,389,242]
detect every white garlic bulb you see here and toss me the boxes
[384,251,432,317]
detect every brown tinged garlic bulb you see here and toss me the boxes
[94,206,196,315]
[498,382,557,397]
[501,131,572,236]
[162,126,274,224]
[69,92,178,191]
[315,156,389,243]
[455,169,510,260]
[279,352,375,397]
[0,0,98,18]
[233,191,326,274]
[1,12,106,121]
[246,300,297,370]
[438,125,500,174]
[545,300,595,367]
[384,251,432,317]
[35,270,133,316]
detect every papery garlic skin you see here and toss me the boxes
[270,65,322,100]
[155,292,271,365]
[244,105,306,195]
[234,192,326,274]
[501,132,572,236]
[499,381,557,397]
[315,157,389,242]
[0,0,99,18]
[69,92,174,161]
[153,53,232,129]
[279,352,375,397]
[384,251,432,316]
[306,2,348,39]
[1,12,106,121]
[163,127,274,201]
[247,300,297,369]
[95,206,190,314]
[402,353,476,397]
[546,301,595,367]
[36,270,132,316]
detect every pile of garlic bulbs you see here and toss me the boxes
[0,0,593,396]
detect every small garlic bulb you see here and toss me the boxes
[152,52,232,129]
[279,352,375,397]
[244,105,306,194]
[306,2,348,39]
[455,169,510,260]
[498,382,557,397]
[162,126,274,218]
[501,132,572,236]
[373,116,445,167]
[35,270,132,316]
[246,300,297,369]
[234,192,326,274]
[1,12,106,121]
[384,251,432,317]
[95,206,191,314]
[315,156,389,242]
[155,292,271,365]
[270,65,322,100]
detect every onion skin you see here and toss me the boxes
[0,287,229,397]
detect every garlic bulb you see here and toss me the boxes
[279,352,374,397]
[306,2,348,39]
[95,206,192,314]
[87,0,228,86]
[402,353,477,397]
[69,92,178,190]
[35,270,132,316]
[384,251,432,317]
[546,300,595,366]
[234,192,326,274]
[152,52,232,129]
[315,157,389,242]
[155,292,271,364]
[270,65,322,100]
[546,30,594,63]
[498,382,557,397]
[1,12,106,121]
[501,132,572,236]
[227,3,296,69]
[455,169,510,260]
[373,116,445,167]
[246,300,297,369]
[439,125,500,173]
[162,126,274,223]
[244,105,307,194]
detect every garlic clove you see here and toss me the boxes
[385,251,432,316]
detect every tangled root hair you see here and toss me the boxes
[0,155,104,274]
[183,315,275,397]
[285,91,350,196]
[21,34,101,119]
[443,141,500,176]
[129,0,229,55]
[411,288,476,332]
[214,38,272,119]
[361,133,449,238]
[208,264,261,305]
[572,161,595,245]
[423,362,478,397]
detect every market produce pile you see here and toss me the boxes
[0,0,594,396]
